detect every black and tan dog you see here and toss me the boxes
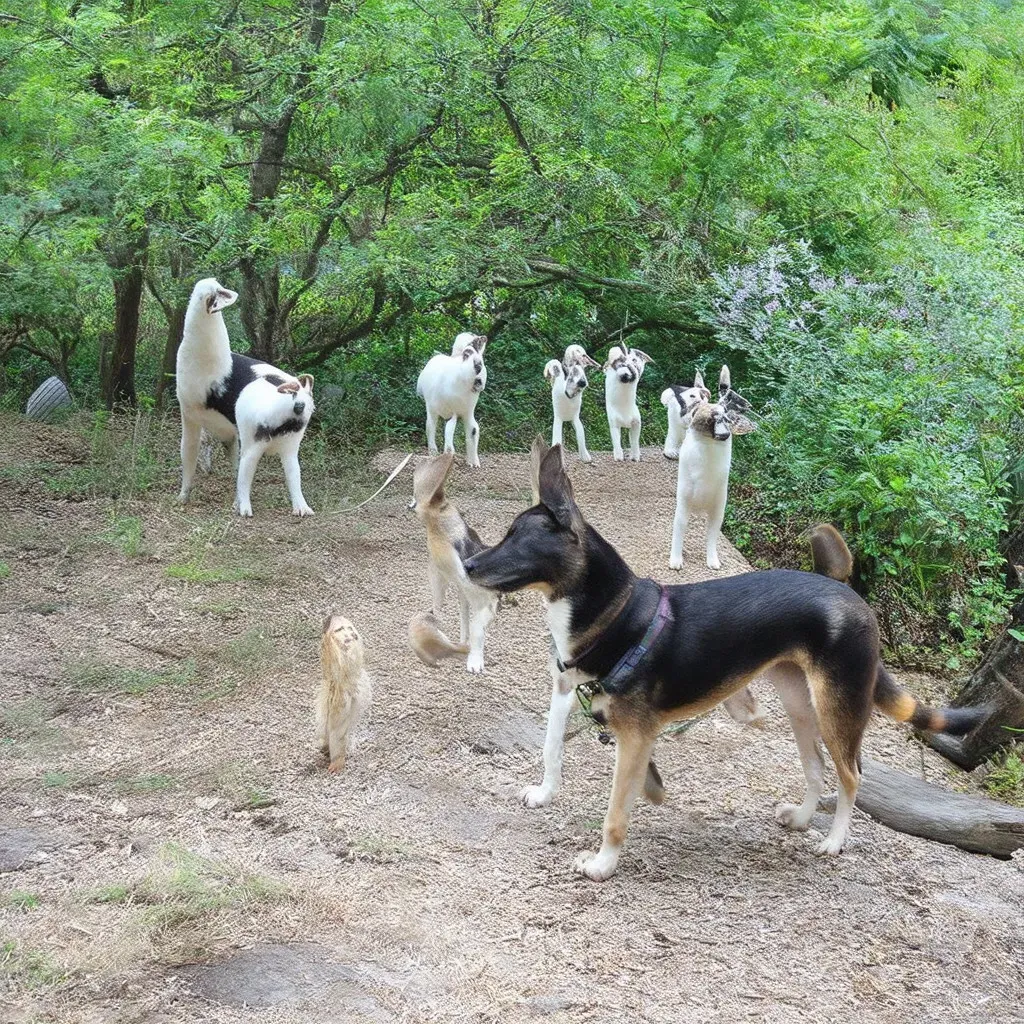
[464,443,984,881]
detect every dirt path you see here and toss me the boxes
[1,417,1022,1023]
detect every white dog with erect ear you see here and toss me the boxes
[176,277,317,518]
[660,371,711,459]
[416,332,488,468]
[544,344,600,463]
[669,365,756,571]
[603,344,653,461]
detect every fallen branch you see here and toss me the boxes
[820,758,1024,858]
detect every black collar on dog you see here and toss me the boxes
[557,584,674,692]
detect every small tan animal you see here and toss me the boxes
[806,523,854,583]
[317,615,372,773]
[408,453,498,673]
[408,610,470,667]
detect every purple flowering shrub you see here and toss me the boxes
[707,241,1019,666]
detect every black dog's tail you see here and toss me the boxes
[808,525,986,736]
[874,664,986,735]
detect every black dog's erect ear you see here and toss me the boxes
[538,444,583,536]
[529,434,551,506]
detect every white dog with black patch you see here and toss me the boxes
[669,365,755,570]
[544,344,600,463]
[416,332,488,468]
[603,344,652,461]
[176,277,316,518]
[660,372,711,459]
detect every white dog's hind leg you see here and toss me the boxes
[282,448,314,517]
[610,425,624,461]
[628,418,642,462]
[669,496,689,570]
[551,416,564,448]
[572,417,592,463]
[522,661,576,808]
[234,445,262,518]
[425,409,439,455]
[443,416,458,456]
[465,412,481,469]
[705,493,726,570]
[179,417,202,502]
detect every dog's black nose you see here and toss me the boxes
[293,401,305,415]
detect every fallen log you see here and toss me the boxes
[819,758,1024,858]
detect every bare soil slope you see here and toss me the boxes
[1,419,1022,1023]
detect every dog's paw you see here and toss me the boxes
[706,556,722,571]
[663,450,679,460]
[814,834,846,857]
[572,849,617,882]
[774,802,813,831]
[466,653,485,674]
[292,503,315,517]
[629,453,641,462]
[668,555,684,570]
[466,459,481,470]
[521,784,554,809]
[236,503,253,518]
[612,452,624,462]
[178,489,191,504]
[579,453,593,464]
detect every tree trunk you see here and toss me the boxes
[820,758,1024,857]
[104,227,149,409]
[924,529,1024,768]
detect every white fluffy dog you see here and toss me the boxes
[176,277,316,518]
[603,344,652,461]
[416,332,488,468]
[660,372,711,459]
[543,344,600,463]
[669,365,755,571]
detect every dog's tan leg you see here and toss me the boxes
[772,673,825,831]
[573,723,656,882]
[429,563,447,619]
[813,676,869,855]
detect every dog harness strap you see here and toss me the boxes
[599,585,673,693]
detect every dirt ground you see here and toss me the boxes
[1,414,1022,1024]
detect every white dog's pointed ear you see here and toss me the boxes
[544,360,562,382]
[632,349,653,365]
[298,373,314,393]
[473,334,487,354]
[277,380,300,395]
[582,352,600,369]
[208,286,237,313]
[694,369,705,390]
[530,434,551,505]
[719,364,731,398]
[538,445,583,537]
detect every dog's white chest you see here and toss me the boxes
[677,434,732,506]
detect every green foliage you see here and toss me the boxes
[1,0,1023,662]
[984,744,1024,805]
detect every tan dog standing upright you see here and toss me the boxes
[317,615,372,772]
[409,453,498,674]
